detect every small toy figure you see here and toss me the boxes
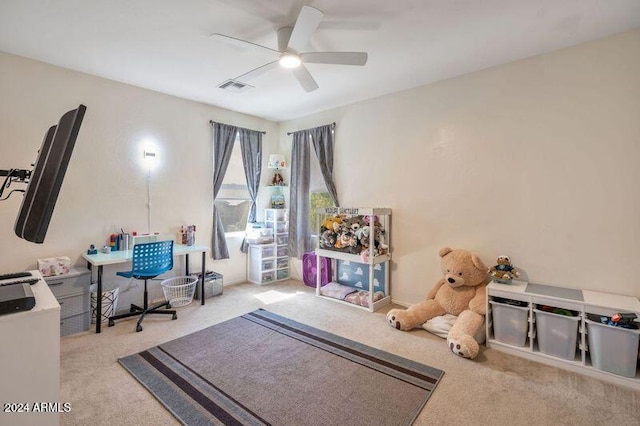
[272,172,284,186]
[489,255,520,283]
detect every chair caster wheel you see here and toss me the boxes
[172,314,177,320]
[136,324,143,332]
[108,320,114,327]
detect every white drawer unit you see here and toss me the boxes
[264,208,289,282]
[44,267,91,336]
[486,280,640,390]
[248,243,277,285]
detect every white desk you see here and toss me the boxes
[0,271,61,426]
[82,244,210,333]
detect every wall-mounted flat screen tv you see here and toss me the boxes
[14,104,86,243]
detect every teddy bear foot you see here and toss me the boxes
[447,334,479,359]
[386,310,409,330]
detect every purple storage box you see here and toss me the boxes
[302,252,332,288]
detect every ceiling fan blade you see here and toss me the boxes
[292,64,319,92]
[235,60,280,82]
[301,52,368,66]
[287,5,324,52]
[209,33,279,54]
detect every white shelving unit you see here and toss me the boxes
[265,208,289,281]
[486,280,640,390]
[315,207,391,312]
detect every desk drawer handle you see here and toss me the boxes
[49,281,64,286]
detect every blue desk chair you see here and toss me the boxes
[108,240,177,332]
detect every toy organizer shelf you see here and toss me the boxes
[486,280,640,390]
[314,207,391,312]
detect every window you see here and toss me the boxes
[214,135,251,234]
[309,147,333,235]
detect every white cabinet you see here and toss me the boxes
[0,271,61,426]
[486,280,640,390]
[248,243,277,285]
[265,208,289,281]
[44,267,91,336]
[314,207,392,312]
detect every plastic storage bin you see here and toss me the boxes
[533,308,580,360]
[585,319,640,378]
[194,271,223,300]
[490,300,529,347]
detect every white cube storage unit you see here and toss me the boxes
[487,280,640,390]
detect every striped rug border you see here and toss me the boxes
[119,309,444,425]
[243,309,443,391]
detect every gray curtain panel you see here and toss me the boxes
[289,131,311,258]
[212,123,237,259]
[310,124,339,206]
[239,128,262,253]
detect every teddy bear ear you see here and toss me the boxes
[438,247,452,257]
[471,254,487,271]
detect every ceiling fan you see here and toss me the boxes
[211,5,368,92]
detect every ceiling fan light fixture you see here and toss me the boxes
[279,53,301,68]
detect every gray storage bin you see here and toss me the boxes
[490,300,529,347]
[534,308,580,360]
[586,319,640,378]
[194,272,223,299]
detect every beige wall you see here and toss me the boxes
[281,29,640,305]
[0,52,278,308]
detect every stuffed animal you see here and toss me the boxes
[343,216,365,233]
[272,172,284,186]
[386,247,488,359]
[323,216,342,233]
[489,255,520,283]
[320,230,336,249]
[356,225,370,247]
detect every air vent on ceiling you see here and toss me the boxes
[217,79,254,93]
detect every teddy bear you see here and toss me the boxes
[386,247,488,359]
[343,216,365,233]
[489,255,520,283]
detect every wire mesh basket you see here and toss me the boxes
[161,276,198,307]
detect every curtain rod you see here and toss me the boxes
[209,120,266,135]
[287,122,336,136]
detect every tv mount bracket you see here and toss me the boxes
[0,167,32,201]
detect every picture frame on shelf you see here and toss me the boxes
[271,193,285,209]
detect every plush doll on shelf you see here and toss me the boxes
[271,172,284,186]
[386,247,488,359]
[489,255,520,284]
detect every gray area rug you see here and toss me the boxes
[119,309,444,425]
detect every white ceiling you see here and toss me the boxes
[1,1,639,122]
